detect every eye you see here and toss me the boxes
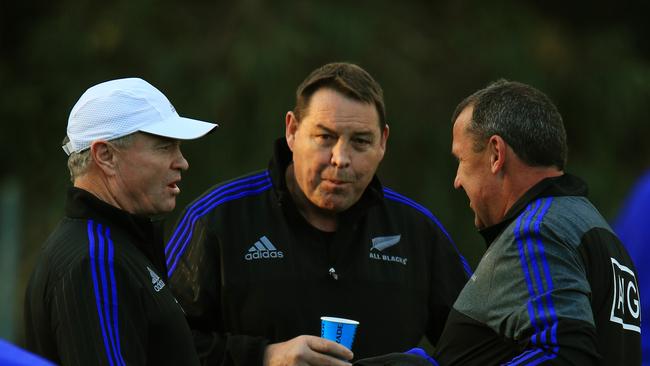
[315,134,335,143]
[353,137,371,145]
[157,141,180,152]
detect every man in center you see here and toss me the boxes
[165,62,470,366]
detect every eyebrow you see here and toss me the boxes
[155,137,180,146]
[314,123,375,137]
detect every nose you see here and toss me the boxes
[172,148,189,171]
[330,140,351,168]
[453,173,462,190]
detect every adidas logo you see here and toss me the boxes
[244,236,284,261]
[147,266,165,292]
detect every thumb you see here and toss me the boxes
[307,336,354,360]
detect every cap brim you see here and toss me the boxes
[139,116,218,140]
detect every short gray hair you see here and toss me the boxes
[451,79,567,170]
[67,133,135,183]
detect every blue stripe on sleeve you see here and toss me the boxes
[105,227,126,366]
[515,201,544,343]
[88,220,116,366]
[165,171,270,257]
[526,200,550,345]
[96,223,120,365]
[534,198,559,351]
[510,197,559,364]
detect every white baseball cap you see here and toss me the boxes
[62,77,218,155]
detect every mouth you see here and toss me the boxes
[323,179,351,188]
[167,179,181,194]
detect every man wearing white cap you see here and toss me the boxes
[24,78,217,366]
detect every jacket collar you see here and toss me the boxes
[479,173,588,244]
[65,186,168,279]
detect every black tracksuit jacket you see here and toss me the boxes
[24,188,200,366]
[434,174,641,365]
[164,139,471,366]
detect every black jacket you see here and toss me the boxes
[25,188,200,366]
[434,174,641,365]
[165,139,471,365]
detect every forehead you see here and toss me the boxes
[302,88,380,132]
[130,132,177,147]
[451,105,474,154]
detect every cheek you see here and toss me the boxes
[356,152,381,172]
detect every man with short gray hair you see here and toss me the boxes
[437,80,641,364]
[24,77,217,365]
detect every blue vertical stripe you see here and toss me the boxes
[382,187,473,277]
[105,227,126,366]
[515,201,543,344]
[534,198,558,351]
[525,199,551,345]
[88,220,125,366]
[510,197,559,364]
[96,224,119,364]
[88,220,116,366]
[166,175,273,277]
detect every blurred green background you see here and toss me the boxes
[2,0,649,346]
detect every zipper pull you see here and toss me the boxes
[328,267,339,280]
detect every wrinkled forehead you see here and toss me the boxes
[302,89,382,132]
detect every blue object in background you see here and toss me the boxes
[0,338,56,366]
[613,170,650,365]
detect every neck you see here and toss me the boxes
[285,165,338,232]
[75,173,124,212]
[501,164,564,216]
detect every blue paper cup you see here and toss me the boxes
[320,316,359,350]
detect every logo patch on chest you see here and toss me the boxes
[369,235,407,265]
[147,266,166,292]
[244,236,284,261]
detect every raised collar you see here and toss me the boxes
[479,173,588,244]
[65,187,168,278]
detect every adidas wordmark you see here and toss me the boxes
[245,236,284,261]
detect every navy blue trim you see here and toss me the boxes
[166,172,273,277]
[383,187,473,277]
[88,220,125,366]
[504,349,543,365]
[106,227,125,366]
[510,197,558,364]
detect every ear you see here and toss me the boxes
[285,111,299,151]
[90,141,117,176]
[488,135,507,174]
[379,123,390,156]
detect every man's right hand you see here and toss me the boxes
[263,335,354,366]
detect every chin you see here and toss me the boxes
[314,199,346,213]
[474,218,485,229]
[155,201,176,215]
